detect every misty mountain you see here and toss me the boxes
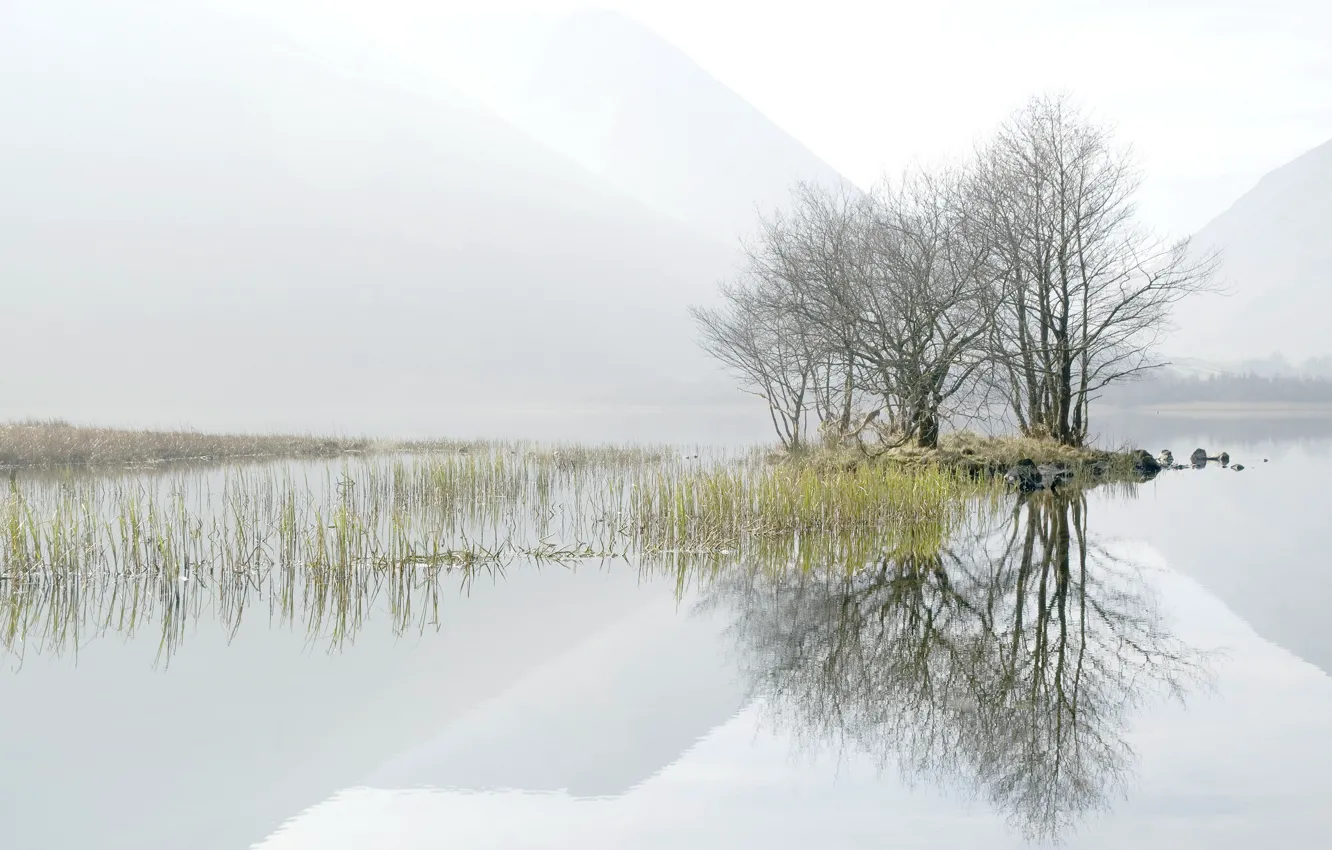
[1171,138,1332,363]
[426,10,850,243]
[0,2,754,435]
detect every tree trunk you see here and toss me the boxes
[917,412,940,449]
[838,355,855,435]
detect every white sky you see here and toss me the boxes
[254,0,1332,236]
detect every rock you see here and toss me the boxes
[1219,451,1230,467]
[1004,458,1043,492]
[1158,449,1174,466]
[1232,463,1245,471]
[1190,448,1208,468]
[1130,449,1162,476]
[1037,464,1075,491]
[1037,462,1074,477]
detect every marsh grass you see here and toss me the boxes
[0,420,373,469]
[0,442,1041,663]
[628,460,1003,564]
[0,420,709,472]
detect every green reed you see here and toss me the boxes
[626,459,1001,560]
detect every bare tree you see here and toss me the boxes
[695,93,1212,451]
[975,94,1219,445]
[749,183,872,440]
[851,168,997,448]
[703,175,996,452]
[691,277,818,451]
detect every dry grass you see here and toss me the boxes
[0,420,498,469]
[0,420,703,471]
[790,430,1136,480]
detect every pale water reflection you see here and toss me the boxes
[3,429,1332,848]
[256,621,1332,850]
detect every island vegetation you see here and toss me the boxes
[692,93,1217,476]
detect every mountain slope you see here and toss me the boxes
[1171,138,1332,362]
[0,1,748,435]
[424,10,851,243]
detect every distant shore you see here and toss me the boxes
[0,420,486,470]
[1101,402,1332,418]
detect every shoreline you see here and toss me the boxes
[1102,403,1332,418]
[0,420,1234,482]
[785,431,1156,488]
[0,420,489,471]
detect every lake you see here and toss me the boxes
[2,416,1330,849]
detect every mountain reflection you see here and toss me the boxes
[705,490,1213,842]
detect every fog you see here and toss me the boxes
[1,1,826,437]
[1170,139,1332,364]
[1,0,1329,438]
[392,10,851,243]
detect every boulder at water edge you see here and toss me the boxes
[1004,459,1042,492]
[1131,450,1162,477]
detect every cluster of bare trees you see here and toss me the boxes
[693,94,1218,449]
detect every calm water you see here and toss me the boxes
[2,418,1330,849]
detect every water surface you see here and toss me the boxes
[2,424,1329,848]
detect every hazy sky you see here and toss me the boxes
[255,0,1332,238]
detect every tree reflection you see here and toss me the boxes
[704,490,1212,842]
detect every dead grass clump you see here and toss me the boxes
[912,431,1119,469]
[782,430,1136,480]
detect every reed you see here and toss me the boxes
[0,443,1037,664]
[627,459,1001,557]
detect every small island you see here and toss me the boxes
[692,94,1219,494]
